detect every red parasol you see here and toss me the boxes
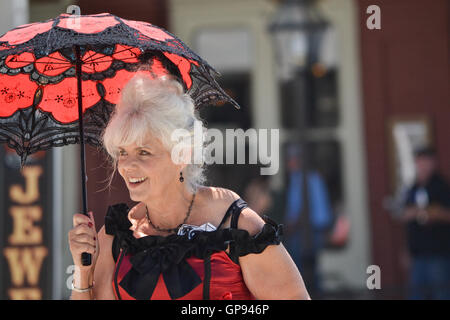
[0,7,240,265]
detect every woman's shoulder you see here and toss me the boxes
[200,185,238,201]
[200,186,265,236]
[202,186,283,259]
[197,186,237,218]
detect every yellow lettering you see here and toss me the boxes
[8,206,42,245]
[3,247,48,286]
[8,288,42,300]
[9,166,42,204]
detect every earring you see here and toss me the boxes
[179,171,184,182]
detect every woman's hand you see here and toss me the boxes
[68,211,99,275]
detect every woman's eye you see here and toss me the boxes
[118,150,127,156]
[139,150,151,155]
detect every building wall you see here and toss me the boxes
[29,0,72,22]
[76,0,167,26]
[358,0,450,296]
[0,0,29,32]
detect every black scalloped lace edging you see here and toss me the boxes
[104,203,283,262]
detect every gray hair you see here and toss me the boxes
[102,74,207,193]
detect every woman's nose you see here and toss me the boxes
[119,155,139,170]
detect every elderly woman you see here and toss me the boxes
[68,74,309,300]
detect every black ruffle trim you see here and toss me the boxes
[104,202,283,262]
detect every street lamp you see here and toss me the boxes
[269,0,329,80]
[269,0,330,296]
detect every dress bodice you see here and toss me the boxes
[104,198,283,300]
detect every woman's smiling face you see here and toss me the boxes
[117,134,179,202]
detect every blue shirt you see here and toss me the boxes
[285,170,333,230]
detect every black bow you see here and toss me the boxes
[119,244,202,300]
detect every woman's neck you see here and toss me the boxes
[143,184,197,231]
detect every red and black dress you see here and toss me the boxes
[104,198,283,300]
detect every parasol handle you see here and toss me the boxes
[74,44,92,266]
